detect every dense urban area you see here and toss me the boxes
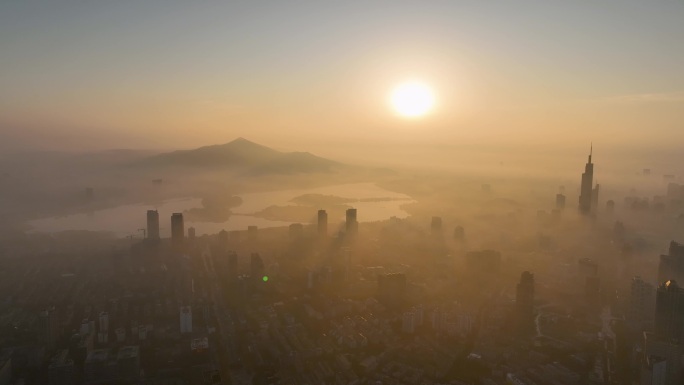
[2,147,684,385]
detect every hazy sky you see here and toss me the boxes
[1,1,683,152]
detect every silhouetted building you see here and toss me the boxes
[180,306,192,334]
[248,225,258,243]
[346,208,358,236]
[516,271,535,334]
[556,193,566,210]
[40,306,60,350]
[318,209,328,238]
[658,241,684,285]
[146,210,159,240]
[655,280,684,344]
[188,227,196,240]
[579,145,595,214]
[250,253,265,280]
[171,213,184,245]
[628,276,655,333]
[430,216,442,236]
[227,251,238,281]
[606,199,615,212]
[378,273,407,309]
[592,183,600,213]
[641,331,682,385]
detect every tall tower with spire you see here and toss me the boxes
[579,144,594,214]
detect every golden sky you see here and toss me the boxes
[1,2,683,152]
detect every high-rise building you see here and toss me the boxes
[516,271,535,334]
[556,193,566,210]
[218,229,228,247]
[628,276,655,333]
[40,306,61,350]
[97,311,109,344]
[227,251,238,281]
[180,306,192,334]
[430,216,442,236]
[641,332,682,385]
[578,145,596,214]
[250,253,265,280]
[658,241,684,285]
[248,225,258,243]
[655,280,684,343]
[187,227,196,240]
[592,183,600,213]
[345,208,358,236]
[171,213,184,245]
[146,210,159,240]
[317,209,328,238]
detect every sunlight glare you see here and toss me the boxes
[389,81,436,118]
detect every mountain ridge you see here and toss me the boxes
[138,137,341,175]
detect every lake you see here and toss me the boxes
[28,183,414,238]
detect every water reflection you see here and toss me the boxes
[29,183,414,237]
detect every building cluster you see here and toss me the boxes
[3,147,684,384]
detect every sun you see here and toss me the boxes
[389,81,436,118]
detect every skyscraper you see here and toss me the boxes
[146,210,159,240]
[641,280,684,385]
[171,213,184,245]
[628,276,655,333]
[317,209,328,238]
[592,183,600,213]
[250,253,265,281]
[345,208,358,236]
[555,193,566,210]
[658,241,684,285]
[655,280,684,343]
[40,306,60,350]
[248,225,258,243]
[578,145,595,214]
[516,271,535,334]
[430,216,442,236]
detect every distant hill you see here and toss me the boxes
[138,137,341,175]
